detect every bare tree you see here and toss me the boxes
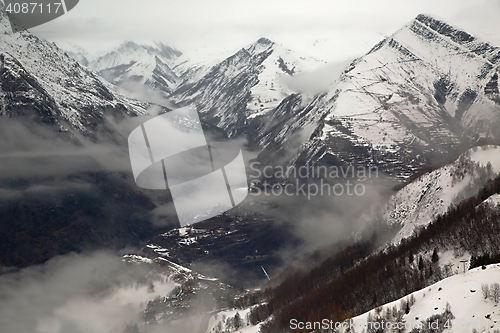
[482,283,490,300]
[491,283,500,303]
[384,306,392,320]
[392,305,399,318]
[409,294,416,306]
[234,312,243,330]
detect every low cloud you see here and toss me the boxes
[281,59,352,95]
[0,251,176,333]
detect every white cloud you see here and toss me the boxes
[0,252,176,333]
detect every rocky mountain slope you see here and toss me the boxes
[53,40,92,67]
[131,202,300,288]
[0,5,151,137]
[254,14,500,179]
[170,37,325,137]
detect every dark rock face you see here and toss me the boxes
[0,172,166,269]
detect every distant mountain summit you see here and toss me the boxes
[90,40,183,95]
[170,37,326,137]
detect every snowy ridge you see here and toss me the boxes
[171,37,326,137]
[92,41,181,72]
[366,146,500,245]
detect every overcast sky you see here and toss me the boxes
[31,0,500,63]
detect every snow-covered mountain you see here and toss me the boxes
[53,14,500,182]
[90,40,183,95]
[253,14,500,178]
[54,40,93,67]
[0,5,152,136]
[482,193,500,208]
[171,37,326,137]
[0,4,177,269]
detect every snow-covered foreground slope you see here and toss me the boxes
[363,146,500,245]
[203,307,264,333]
[339,264,500,333]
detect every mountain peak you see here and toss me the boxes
[412,13,477,44]
[118,40,141,50]
[146,41,182,59]
[89,39,182,94]
[244,37,275,55]
[256,37,274,45]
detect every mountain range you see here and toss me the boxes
[2,4,500,332]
